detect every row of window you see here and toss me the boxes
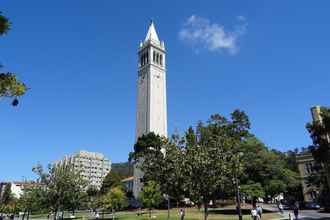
[140,51,164,67]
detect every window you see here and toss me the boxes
[160,54,163,66]
[153,51,156,62]
[156,53,159,64]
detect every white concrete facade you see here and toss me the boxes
[133,21,168,198]
[56,150,111,189]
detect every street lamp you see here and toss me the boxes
[234,152,244,220]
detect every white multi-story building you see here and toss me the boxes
[56,150,111,189]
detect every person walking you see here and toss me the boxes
[293,203,299,220]
[278,203,284,214]
[251,206,259,220]
[256,205,263,219]
[179,208,185,220]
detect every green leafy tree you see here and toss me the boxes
[0,12,27,105]
[138,181,162,220]
[306,107,330,210]
[100,171,123,194]
[0,12,10,35]
[238,136,300,201]
[1,183,13,205]
[183,110,251,220]
[102,187,128,220]
[33,163,87,219]
[132,133,186,220]
[241,182,265,199]
[0,183,17,214]
[17,187,47,220]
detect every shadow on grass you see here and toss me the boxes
[208,208,274,215]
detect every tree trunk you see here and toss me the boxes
[324,163,330,191]
[149,208,151,220]
[204,202,208,220]
[61,211,64,220]
[54,210,58,220]
[167,197,170,220]
[27,210,30,220]
[112,208,115,220]
[22,210,26,220]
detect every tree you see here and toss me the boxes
[33,163,87,219]
[17,187,47,220]
[183,110,251,220]
[241,182,265,199]
[0,73,26,98]
[102,187,128,220]
[306,107,330,210]
[265,180,286,199]
[1,183,13,205]
[0,12,10,35]
[0,183,17,215]
[138,181,163,220]
[238,136,300,202]
[100,171,123,194]
[0,12,27,104]
[131,132,187,219]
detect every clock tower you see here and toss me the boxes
[133,21,168,198]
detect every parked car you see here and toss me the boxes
[304,202,321,210]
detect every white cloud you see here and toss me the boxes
[179,15,247,55]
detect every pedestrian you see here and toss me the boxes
[179,208,185,220]
[251,206,259,220]
[95,212,99,220]
[278,203,283,214]
[0,214,3,220]
[256,205,263,219]
[293,204,299,220]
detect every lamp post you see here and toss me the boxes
[233,152,243,220]
[160,148,170,220]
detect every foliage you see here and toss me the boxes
[238,136,300,200]
[86,185,99,197]
[182,110,250,220]
[100,171,123,194]
[132,132,186,201]
[240,182,265,199]
[33,163,87,218]
[17,186,48,220]
[0,12,27,104]
[139,181,163,219]
[102,187,128,215]
[306,107,330,210]
[1,183,14,205]
[0,73,27,98]
[0,183,17,214]
[0,12,10,35]
[111,162,134,178]
[132,110,301,220]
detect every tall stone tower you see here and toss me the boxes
[133,21,167,198]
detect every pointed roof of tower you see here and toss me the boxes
[144,20,160,42]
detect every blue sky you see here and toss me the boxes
[1,1,330,181]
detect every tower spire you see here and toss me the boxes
[144,20,160,42]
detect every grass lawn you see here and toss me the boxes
[105,208,281,220]
[30,208,282,220]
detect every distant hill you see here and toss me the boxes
[111,162,133,178]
